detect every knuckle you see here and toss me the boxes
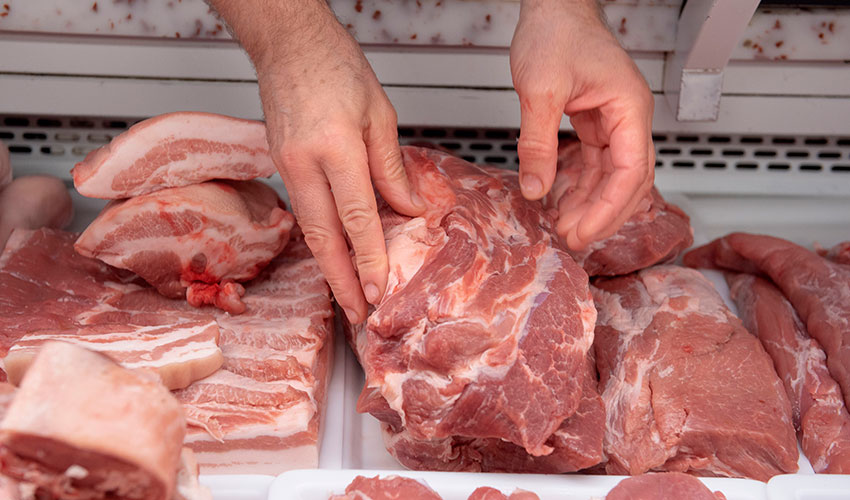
[355,250,388,273]
[339,202,378,237]
[301,224,338,256]
[517,136,557,163]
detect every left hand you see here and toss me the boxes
[511,0,655,250]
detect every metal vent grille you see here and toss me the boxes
[2,115,849,196]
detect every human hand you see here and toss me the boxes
[511,0,655,250]
[211,0,425,323]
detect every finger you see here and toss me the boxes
[365,109,426,217]
[517,92,563,200]
[324,139,389,308]
[287,166,370,324]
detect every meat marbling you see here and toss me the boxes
[545,141,693,276]
[347,146,597,458]
[71,112,276,199]
[592,265,798,480]
[0,342,186,500]
[684,233,850,412]
[75,180,295,314]
[728,273,850,474]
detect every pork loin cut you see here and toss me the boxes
[0,175,74,251]
[592,266,798,480]
[348,146,597,457]
[330,476,442,500]
[728,273,850,474]
[0,229,223,390]
[606,473,726,500]
[0,341,186,500]
[545,142,693,276]
[175,237,335,474]
[381,356,604,473]
[71,112,276,199]
[684,233,850,411]
[75,180,295,314]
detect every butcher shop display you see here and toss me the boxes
[345,146,599,469]
[75,180,295,314]
[0,341,201,500]
[545,141,693,276]
[685,234,850,412]
[71,112,276,199]
[593,265,799,480]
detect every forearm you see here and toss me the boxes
[208,0,341,69]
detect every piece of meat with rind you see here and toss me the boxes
[727,273,850,474]
[75,180,294,314]
[71,111,276,199]
[593,265,798,480]
[0,175,73,251]
[348,146,596,457]
[684,233,850,413]
[606,472,726,500]
[545,141,693,276]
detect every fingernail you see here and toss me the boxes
[344,307,359,323]
[522,174,543,197]
[364,283,380,304]
[411,191,426,210]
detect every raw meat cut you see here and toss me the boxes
[0,341,186,500]
[381,356,604,473]
[545,142,693,276]
[329,475,442,500]
[174,236,335,474]
[467,487,539,500]
[348,146,597,457]
[819,241,850,266]
[0,175,73,250]
[75,180,294,314]
[606,473,726,500]
[71,112,276,199]
[0,228,223,390]
[174,449,212,500]
[0,227,334,474]
[684,233,850,411]
[592,265,798,480]
[728,273,850,474]
[0,140,10,189]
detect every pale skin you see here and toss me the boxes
[210,0,654,323]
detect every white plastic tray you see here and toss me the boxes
[267,469,768,500]
[766,474,850,500]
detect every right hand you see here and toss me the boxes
[215,0,425,323]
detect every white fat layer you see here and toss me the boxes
[190,445,318,475]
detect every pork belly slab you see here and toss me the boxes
[75,180,294,314]
[347,146,598,461]
[684,233,850,412]
[0,229,222,390]
[0,342,186,500]
[592,266,798,480]
[71,112,276,199]
[728,273,850,474]
[545,142,693,276]
[0,229,334,474]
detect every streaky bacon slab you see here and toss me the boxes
[71,112,276,199]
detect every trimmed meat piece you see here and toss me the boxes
[818,241,850,266]
[0,175,73,251]
[0,229,223,390]
[0,342,186,500]
[728,273,850,474]
[381,356,604,473]
[593,266,798,480]
[174,449,212,500]
[467,487,539,500]
[75,180,294,314]
[606,473,726,500]
[71,112,275,199]
[545,142,692,276]
[348,146,596,457]
[684,233,850,411]
[330,476,442,500]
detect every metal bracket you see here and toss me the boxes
[664,0,761,121]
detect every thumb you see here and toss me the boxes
[517,94,562,200]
